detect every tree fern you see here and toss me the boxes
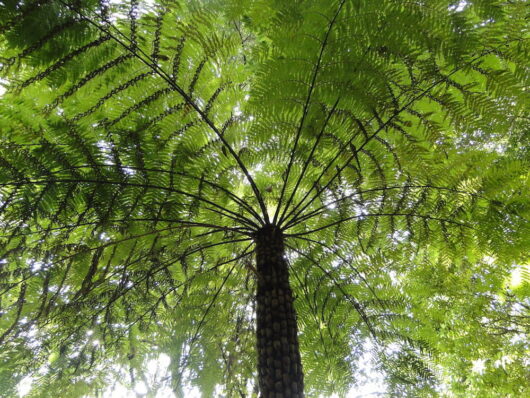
[0,0,528,397]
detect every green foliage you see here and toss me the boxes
[0,0,528,397]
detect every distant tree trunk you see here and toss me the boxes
[255,225,304,397]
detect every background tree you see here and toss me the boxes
[0,0,528,397]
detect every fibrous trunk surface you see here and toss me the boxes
[255,225,304,397]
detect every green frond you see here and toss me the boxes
[0,0,528,396]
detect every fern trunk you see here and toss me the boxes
[255,225,304,397]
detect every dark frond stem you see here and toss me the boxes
[44,53,135,113]
[81,237,253,302]
[0,283,27,345]
[57,0,270,224]
[272,0,346,225]
[1,225,208,295]
[275,41,380,228]
[203,206,257,230]
[1,225,252,299]
[128,0,139,48]
[279,118,369,229]
[0,218,252,239]
[286,213,472,238]
[286,234,386,311]
[69,71,154,122]
[19,35,112,89]
[283,184,483,230]
[151,7,165,61]
[277,97,341,228]
[40,243,254,348]
[125,245,254,334]
[288,260,331,356]
[285,243,377,338]
[74,232,251,270]
[1,18,79,70]
[0,179,259,229]
[30,162,264,225]
[171,250,250,387]
[50,242,253,337]
[282,44,515,227]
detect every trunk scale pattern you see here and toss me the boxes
[255,225,304,397]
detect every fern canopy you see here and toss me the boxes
[0,0,528,397]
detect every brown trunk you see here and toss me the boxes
[255,225,304,397]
